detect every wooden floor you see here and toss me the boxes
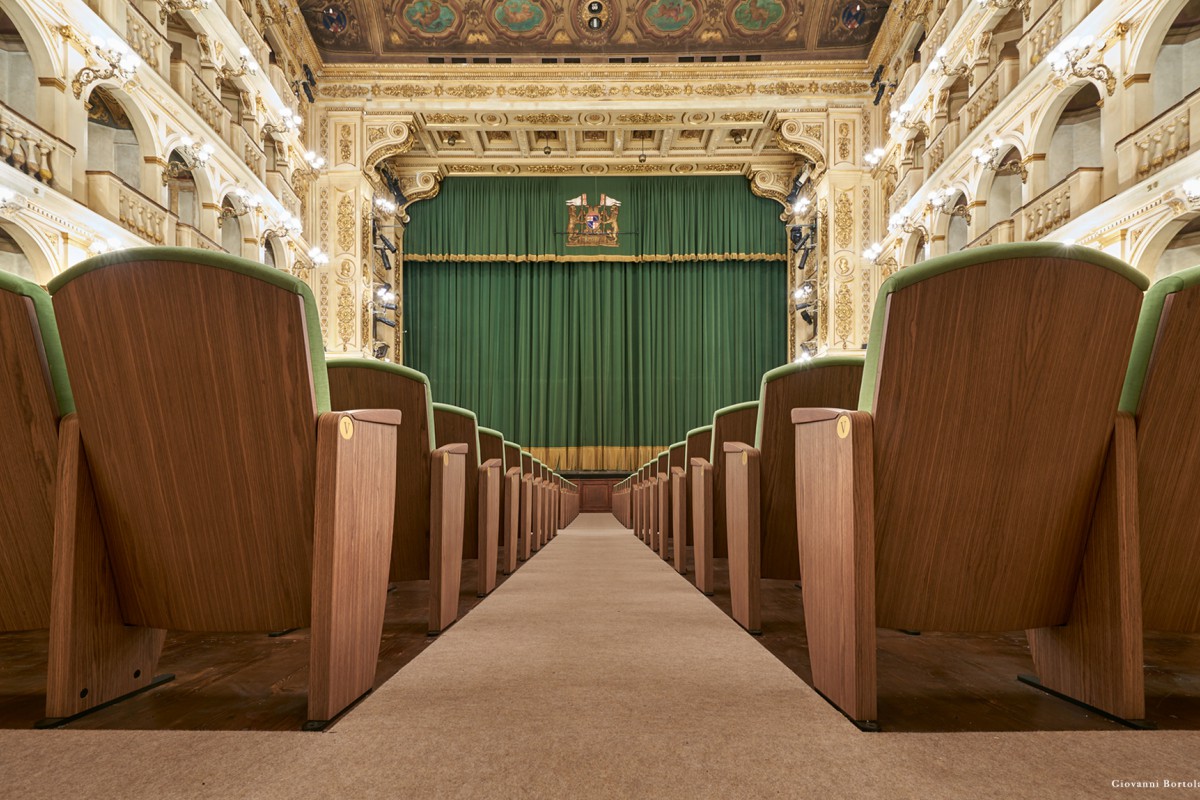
[0,558,509,731]
[678,546,1200,732]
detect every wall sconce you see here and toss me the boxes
[971,138,1028,182]
[374,197,397,215]
[862,242,884,263]
[72,37,139,99]
[930,47,970,79]
[158,0,210,23]
[220,187,261,224]
[1047,36,1116,96]
[864,147,886,167]
[307,246,329,267]
[0,187,25,215]
[927,187,971,221]
[262,212,303,239]
[888,208,925,235]
[87,236,124,256]
[1182,179,1200,204]
[975,0,1029,20]
[218,47,259,82]
[262,108,301,137]
[304,151,326,171]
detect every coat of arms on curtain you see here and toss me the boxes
[565,194,621,247]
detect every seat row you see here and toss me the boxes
[0,246,578,730]
[613,241,1200,729]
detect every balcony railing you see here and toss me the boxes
[171,60,231,144]
[1116,87,1200,186]
[1020,166,1101,240]
[968,219,1016,248]
[232,123,265,178]
[0,101,75,189]
[176,223,222,251]
[87,171,177,245]
[1023,0,1064,68]
[963,67,1002,136]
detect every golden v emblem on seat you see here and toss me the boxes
[565,193,621,247]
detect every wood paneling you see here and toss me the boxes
[1133,290,1200,632]
[0,291,59,631]
[308,411,399,725]
[329,365,433,583]
[578,480,614,512]
[871,258,1143,631]
[433,409,482,561]
[53,262,319,630]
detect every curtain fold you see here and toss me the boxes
[401,176,787,472]
[403,259,786,471]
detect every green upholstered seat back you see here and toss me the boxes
[327,358,436,452]
[708,400,758,558]
[433,402,483,559]
[47,247,331,630]
[669,441,686,470]
[0,273,68,630]
[860,242,1148,632]
[1119,265,1200,631]
[684,425,712,465]
[754,357,864,580]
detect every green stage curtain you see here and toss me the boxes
[403,259,785,471]
[402,176,786,471]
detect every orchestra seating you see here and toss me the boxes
[722,357,863,633]
[791,242,1149,728]
[684,426,714,594]
[476,426,508,595]
[327,359,466,636]
[668,442,687,573]
[0,273,71,647]
[47,247,402,729]
[1118,264,1200,710]
[503,440,523,573]
[690,401,756,599]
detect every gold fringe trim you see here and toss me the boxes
[527,445,667,473]
[405,252,785,264]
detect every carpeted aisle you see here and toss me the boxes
[1,513,1198,798]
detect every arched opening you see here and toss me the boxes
[906,230,928,266]
[86,86,143,191]
[985,147,1024,228]
[1047,83,1102,187]
[165,150,198,230]
[1155,216,1200,278]
[262,234,282,268]
[220,196,243,255]
[0,7,35,120]
[1150,0,1200,120]
[946,75,970,123]
[946,194,970,253]
[0,223,34,279]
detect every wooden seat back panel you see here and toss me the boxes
[685,429,712,546]
[328,366,432,581]
[711,409,757,559]
[759,364,862,580]
[0,291,59,631]
[1134,289,1200,632]
[52,261,319,631]
[434,409,481,559]
[870,258,1143,631]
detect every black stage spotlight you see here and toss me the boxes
[373,342,389,359]
[873,82,887,106]
[303,63,317,85]
[373,314,397,328]
[870,64,884,88]
[302,82,314,103]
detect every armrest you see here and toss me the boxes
[723,441,755,454]
[690,457,711,469]
[505,466,521,478]
[791,407,852,426]
[319,409,403,428]
[671,466,686,477]
[480,458,502,471]
[433,443,469,456]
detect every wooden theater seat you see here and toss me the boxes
[520,451,535,560]
[531,458,545,552]
[0,273,72,641]
[667,442,687,573]
[48,247,401,729]
[472,424,507,596]
[655,451,671,560]
[723,357,863,633]
[1117,265,1200,707]
[327,359,466,636]
[683,426,713,594]
[791,242,1149,727]
[690,402,757,592]
[503,440,522,573]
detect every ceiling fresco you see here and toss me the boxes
[297,0,889,63]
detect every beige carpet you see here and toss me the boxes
[2,513,1198,798]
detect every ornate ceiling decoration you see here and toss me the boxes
[297,0,889,63]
